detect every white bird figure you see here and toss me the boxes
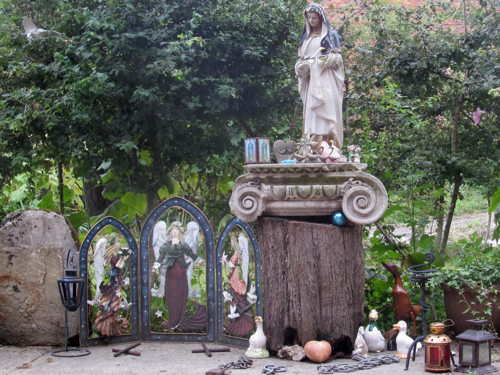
[22,16,62,40]
[395,320,421,358]
[245,316,270,358]
[87,237,107,306]
[151,221,168,298]
[222,290,233,303]
[364,309,386,353]
[238,234,249,287]
[228,304,240,319]
[246,284,257,305]
[353,326,369,357]
[184,221,200,298]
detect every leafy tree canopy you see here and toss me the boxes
[0,0,304,213]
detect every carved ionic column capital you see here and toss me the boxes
[229,163,388,224]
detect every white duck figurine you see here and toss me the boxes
[353,326,369,357]
[245,316,269,358]
[364,309,386,352]
[394,320,421,358]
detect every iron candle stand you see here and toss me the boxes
[409,252,438,337]
[52,250,90,358]
[404,252,438,371]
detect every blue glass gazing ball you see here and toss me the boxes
[331,211,347,226]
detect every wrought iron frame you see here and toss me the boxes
[139,197,216,342]
[79,217,140,346]
[216,217,263,346]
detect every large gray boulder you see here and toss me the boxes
[0,210,79,345]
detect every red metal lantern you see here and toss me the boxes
[423,322,452,372]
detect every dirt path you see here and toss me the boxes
[391,212,496,242]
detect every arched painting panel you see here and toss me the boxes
[140,197,215,342]
[216,217,262,346]
[79,217,139,346]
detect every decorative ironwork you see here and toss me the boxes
[408,252,438,336]
[216,217,263,346]
[52,250,91,357]
[140,197,215,342]
[79,217,139,346]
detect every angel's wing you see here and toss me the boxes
[93,238,107,288]
[238,234,249,287]
[152,221,167,260]
[184,221,200,255]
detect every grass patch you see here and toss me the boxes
[454,185,489,215]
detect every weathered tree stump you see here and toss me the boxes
[257,217,364,353]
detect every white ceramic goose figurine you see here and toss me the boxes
[353,326,369,357]
[245,316,270,358]
[364,309,386,352]
[394,320,421,358]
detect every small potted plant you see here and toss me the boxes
[431,234,499,336]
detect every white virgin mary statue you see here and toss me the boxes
[295,3,345,150]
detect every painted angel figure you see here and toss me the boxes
[222,233,254,337]
[152,221,207,330]
[88,237,125,306]
[151,221,168,297]
[94,254,130,337]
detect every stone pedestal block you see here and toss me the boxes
[0,210,79,345]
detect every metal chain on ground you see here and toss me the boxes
[262,364,287,375]
[317,354,400,374]
[219,356,254,370]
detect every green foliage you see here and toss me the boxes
[0,0,304,223]
[344,0,499,252]
[454,185,490,215]
[430,234,499,332]
[432,234,500,289]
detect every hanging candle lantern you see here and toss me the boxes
[454,319,497,374]
[423,322,452,373]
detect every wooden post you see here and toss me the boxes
[257,217,364,353]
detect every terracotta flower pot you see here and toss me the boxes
[442,284,500,335]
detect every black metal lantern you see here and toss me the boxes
[57,270,83,312]
[52,250,90,357]
[454,319,497,374]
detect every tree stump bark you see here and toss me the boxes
[257,217,364,353]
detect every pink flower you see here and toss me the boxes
[443,67,453,76]
[472,108,485,125]
[353,128,364,135]
[435,115,444,122]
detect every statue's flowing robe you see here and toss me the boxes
[296,6,345,149]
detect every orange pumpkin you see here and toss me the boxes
[304,340,332,363]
